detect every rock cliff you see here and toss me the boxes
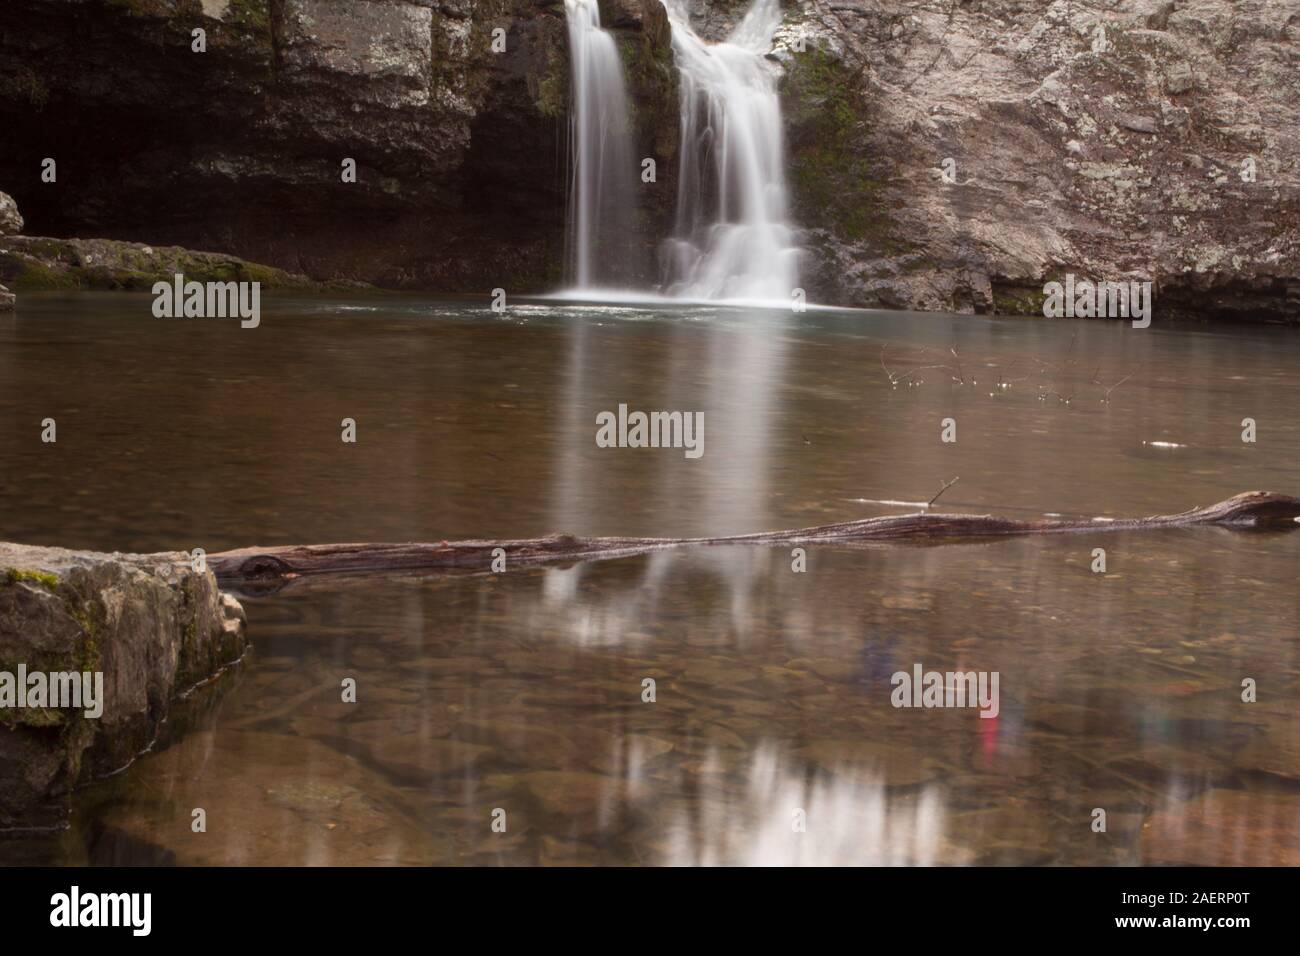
[0,0,674,290]
[768,0,1299,320]
[0,0,1295,319]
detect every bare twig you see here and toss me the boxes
[1101,371,1135,403]
[927,476,961,508]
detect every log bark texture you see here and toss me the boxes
[207,491,1300,585]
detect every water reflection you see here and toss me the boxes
[1,530,1291,866]
[659,743,950,866]
[1,295,1297,866]
[5,293,1300,554]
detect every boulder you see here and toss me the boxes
[0,544,247,830]
[0,192,21,236]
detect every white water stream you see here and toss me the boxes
[564,0,640,288]
[563,0,798,304]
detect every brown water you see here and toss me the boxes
[1,292,1297,865]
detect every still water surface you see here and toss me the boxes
[1,293,1297,864]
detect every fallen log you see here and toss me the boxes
[207,491,1300,585]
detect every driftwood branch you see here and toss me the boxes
[206,492,1300,585]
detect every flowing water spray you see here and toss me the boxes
[660,0,799,303]
[561,0,798,302]
[564,0,641,289]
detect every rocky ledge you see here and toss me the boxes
[0,188,365,298]
[0,233,358,295]
[0,544,247,830]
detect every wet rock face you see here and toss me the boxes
[0,0,676,291]
[0,0,567,289]
[772,0,1299,320]
[0,191,22,235]
[0,545,246,830]
[2,0,1291,317]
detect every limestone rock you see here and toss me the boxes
[0,192,21,236]
[0,0,1292,319]
[775,0,1300,321]
[0,544,247,829]
[0,235,329,292]
[0,0,677,291]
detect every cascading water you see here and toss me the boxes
[561,0,798,302]
[659,0,799,303]
[563,0,641,289]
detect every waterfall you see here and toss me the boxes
[563,0,641,290]
[659,0,799,303]
[560,0,798,303]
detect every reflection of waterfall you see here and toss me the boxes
[564,0,640,288]
[545,308,791,636]
[660,0,799,302]
[662,743,950,866]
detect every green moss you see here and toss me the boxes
[236,261,289,286]
[618,30,677,148]
[992,282,1052,317]
[993,292,1045,316]
[224,0,272,34]
[782,47,894,247]
[68,603,104,675]
[0,254,83,291]
[0,244,305,292]
[534,45,569,119]
[4,568,61,591]
[0,569,95,730]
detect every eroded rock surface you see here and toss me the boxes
[0,233,338,292]
[771,0,1299,320]
[0,191,22,236]
[0,544,247,829]
[0,0,1294,318]
[0,0,676,291]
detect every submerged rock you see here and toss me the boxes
[1140,789,1300,865]
[0,282,12,311]
[0,544,247,830]
[94,729,445,865]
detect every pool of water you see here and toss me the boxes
[1,293,1297,864]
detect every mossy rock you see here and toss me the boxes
[4,568,61,592]
[781,47,891,246]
